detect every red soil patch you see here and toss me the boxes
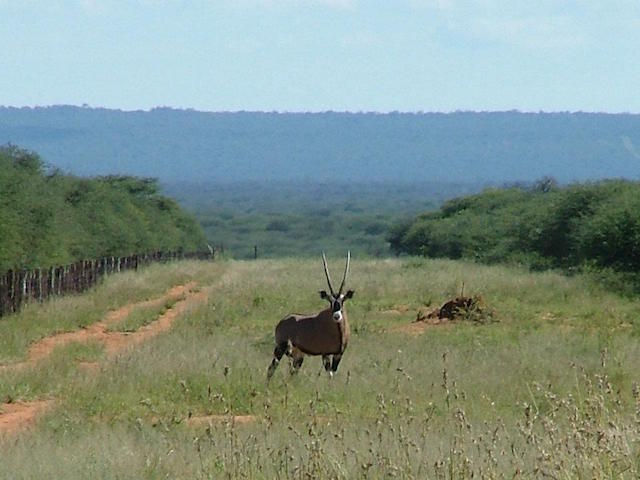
[392,316,453,336]
[0,400,54,436]
[77,361,102,372]
[186,414,257,427]
[380,304,411,315]
[0,282,209,436]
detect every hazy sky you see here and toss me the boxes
[1,0,639,112]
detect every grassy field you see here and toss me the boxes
[2,257,640,478]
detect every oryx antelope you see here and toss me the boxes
[267,251,354,380]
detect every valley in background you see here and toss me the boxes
[162,180,485,258]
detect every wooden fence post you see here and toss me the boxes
[37,268,42,301]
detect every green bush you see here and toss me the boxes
[390,179,640,285]
[0,146,207,270]
[575,189,640,272]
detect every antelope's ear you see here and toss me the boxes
[344,289,355,299]
[319,290,329,299]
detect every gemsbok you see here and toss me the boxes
[267,251,354,380]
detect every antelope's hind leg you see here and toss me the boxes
[289,347,304,375]
[267,342,288,380]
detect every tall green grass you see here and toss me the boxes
[2,257,640,478]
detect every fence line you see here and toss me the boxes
[0,250,213,318]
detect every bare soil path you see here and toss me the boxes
[186,414,258,427]
[0,400,54,435]
[0,281,208,436]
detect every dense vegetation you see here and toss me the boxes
[164,181,481,259]
[0,145,206,271]
[2,106,640,184]
[390,178,640,289]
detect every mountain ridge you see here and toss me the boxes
[2,105,640,184]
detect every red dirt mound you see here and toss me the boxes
[394,295,495,336]
[416,295,493,324]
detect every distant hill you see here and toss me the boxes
[1,106,640,184]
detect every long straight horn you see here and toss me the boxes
[322,251,336,296]
[338,250,350,295]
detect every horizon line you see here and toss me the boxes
[2,104,640,116]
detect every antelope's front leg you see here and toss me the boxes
[322,355,332,372]
[330,354,343,376]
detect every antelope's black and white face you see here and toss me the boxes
[320,250,353,322]
[320,290,354,322]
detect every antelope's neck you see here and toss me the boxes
[338,309,350,353]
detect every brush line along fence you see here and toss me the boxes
[0,250,212,318]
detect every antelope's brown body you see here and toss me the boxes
[275,308,350,356]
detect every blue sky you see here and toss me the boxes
[1,0,639,112]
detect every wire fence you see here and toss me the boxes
[0,250,213,318]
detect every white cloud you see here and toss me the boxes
[314,0,354,8]
[407,0,455,11]
[77,0,108,15]
[340,31,377,47]
[232,0,356,9]
[405,0,589,51]
[467,15,586,49]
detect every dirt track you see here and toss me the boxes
[0,400,54,435]
[186,414,257,427]
[0,282,207,436]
